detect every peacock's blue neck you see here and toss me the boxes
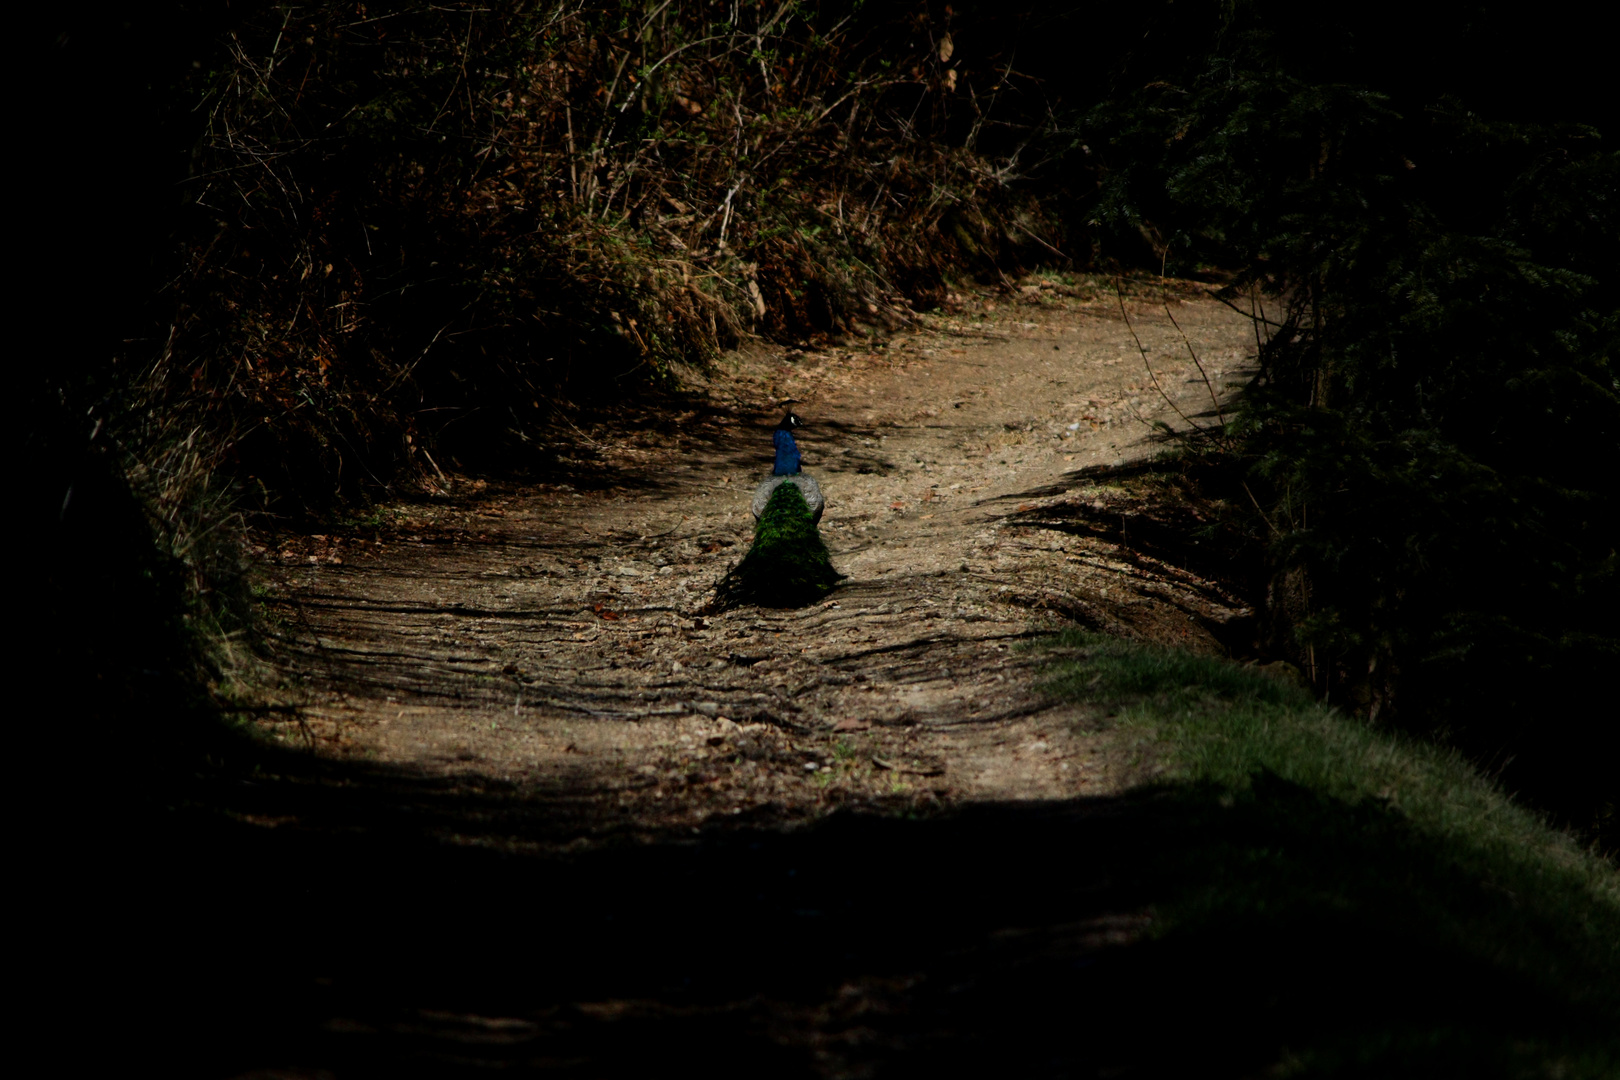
[773,428,801,475]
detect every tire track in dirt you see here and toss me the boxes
[257,283,1258,844]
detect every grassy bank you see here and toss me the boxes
[1038,630,1620,1076]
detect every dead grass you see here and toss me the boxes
[164,0,1050,512]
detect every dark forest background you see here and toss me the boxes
[22,1,1616,842]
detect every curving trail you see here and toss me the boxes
[233,282,1264,1073]
[261,283,1258,838]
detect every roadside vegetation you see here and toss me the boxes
[26,0,1615,981]
[169,0,1049,513]
[1070,2,1617,840]
[1039,630,1620,1074]
[22,2,1620,1068]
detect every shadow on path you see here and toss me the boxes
[75,750,1614,1077]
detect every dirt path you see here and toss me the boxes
[258,281,1258,842]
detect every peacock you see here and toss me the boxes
[711,411,841,608]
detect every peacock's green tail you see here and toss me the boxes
[713,481,842,609]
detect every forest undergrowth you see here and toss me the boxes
[167,0,1051,513]
[27,1,1618,848]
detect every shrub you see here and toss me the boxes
[1073,1,1618,836]
[167,0,1048,510]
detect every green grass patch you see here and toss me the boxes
[1038,630,1620,1076]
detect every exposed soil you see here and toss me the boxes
[195,280,1275,1076]
[257,281,1258,839]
